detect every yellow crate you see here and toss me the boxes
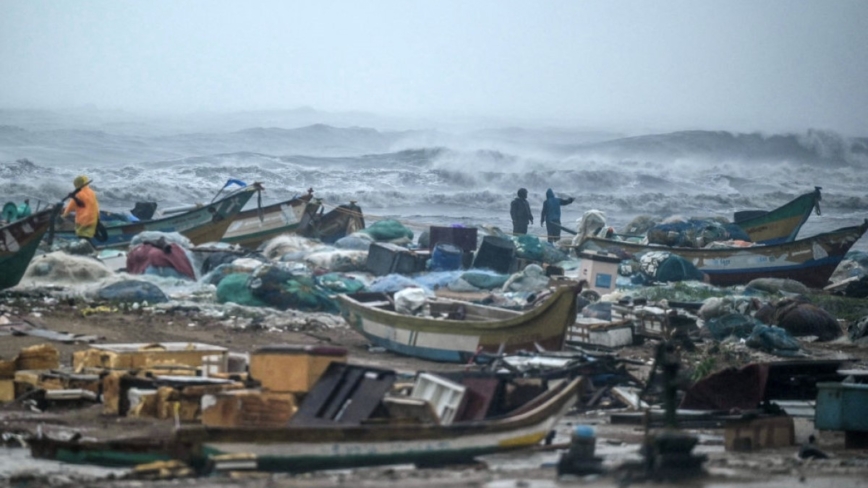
[249,345,346,393]
[73,342,228,372]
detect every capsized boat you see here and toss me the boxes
[50,185,262,250]
[338,284,581,363]
[578,219,868,289]
[0,206,58,290]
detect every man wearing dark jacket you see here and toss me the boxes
[541,188,574,243]
[510,188,533,235]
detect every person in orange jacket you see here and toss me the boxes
[62,175,100,238]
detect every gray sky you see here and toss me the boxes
[1,0,867,134]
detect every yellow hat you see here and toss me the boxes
[73,175,89,189]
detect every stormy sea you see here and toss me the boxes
[1,108,866,252]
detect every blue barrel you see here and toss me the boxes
[430,243,463,271]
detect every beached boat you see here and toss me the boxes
[221,190,365,248]
[220,189,317,248]
[50,185,261,250]
[734,186,822,244]
[0,206,57,290]
[338,284,580,363]
[30,376,581,472]
[577,219,868,289]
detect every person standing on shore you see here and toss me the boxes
[510,188,534,235]
[62,175,100,239]
[540,188,574,243]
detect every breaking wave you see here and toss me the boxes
[1,122,866,251]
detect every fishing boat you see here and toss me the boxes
[337,284,581,363]
[220,189,318,248]
[221,189,365,248]
[734,186,822,244]
[50,185,261,250]
[577,219,868,289]
[0,206,57,290]
[30,377,581,472]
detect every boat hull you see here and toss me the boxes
[338,286,578,363]
[221,194,317,248]
[182,377,581,472]
[579,220,868,288]
[735,187,821,244]
[29,378,582,473]
[52,187,258,249]
[0,207,57,290]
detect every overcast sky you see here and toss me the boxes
[1,1,867,134]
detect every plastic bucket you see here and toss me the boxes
[430,243,463,271]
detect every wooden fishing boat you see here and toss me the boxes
[29,377,582,473]
[0,206,57,290]
[577,219,868,289]
[338,284,580,363]
[179,376,581,473]
[221,189,365,248]
[50,185,261,250]
[220,189,318,248]
[734,186,822,244]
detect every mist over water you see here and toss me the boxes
[1,110,866,252]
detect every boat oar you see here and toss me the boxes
[552,223,577,235]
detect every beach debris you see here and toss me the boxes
[797,435,829,459]
[289,363,396,426]
[557,425,605,476]
[201,389,298,427]
[73,342,229,372]
[15,344,59,371]
[502,264,549,293]
[639,251,706,284]
[126,460,195,480]
[249,345,347,394]
[126,238,197,280]
[334,232,375,251]
[577,250,620,294]
[305,249,368,272]
[725,415,795,452]
[849,316,868,342]
[646,218,749,249]
[215,273,268,307]
[247,263,339,313]
[22,251,113,283]
[97,279,170,304]
[366,242,422,276]
[754,296,843,341]
[358,218,414,244]
[199,249,268,275]
[744,277,811,295]
[473,236,515,274]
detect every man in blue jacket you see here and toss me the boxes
[540,188,575,243]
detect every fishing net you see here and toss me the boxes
[745,324,801,356]
[248,263,339,313]
[460,270,509,290]
[359,219,414,242]
[512,234,544,262]
[704,313,760,340]
[23,251,113,284]
[215,272,268,307]
[315,272,365,294]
